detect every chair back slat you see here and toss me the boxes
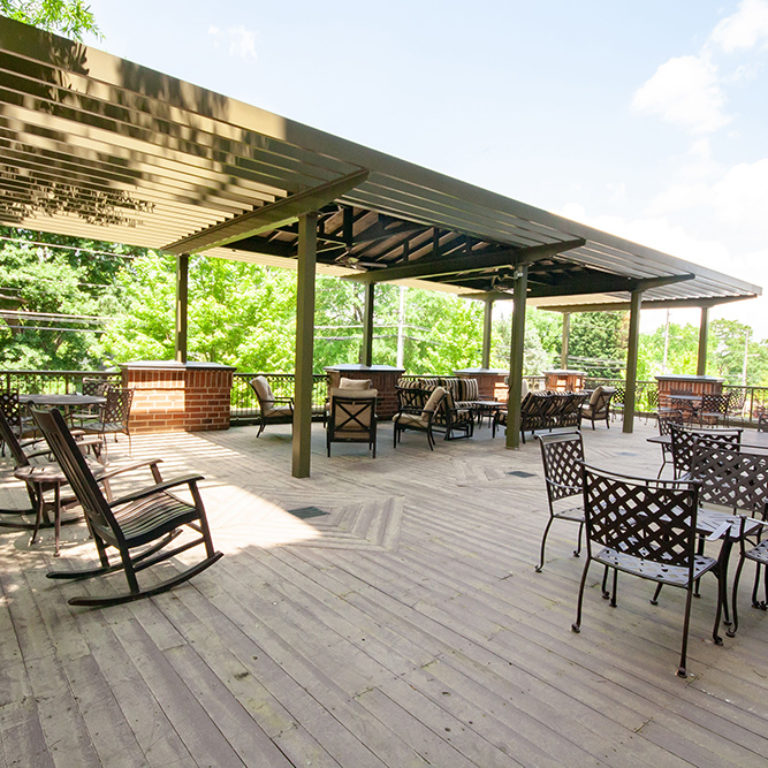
[31,408,119,541]
[582,464,699,568]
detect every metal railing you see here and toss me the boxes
[0,369,121,395]
[230,372,328,425]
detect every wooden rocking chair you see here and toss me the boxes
[32,408,222,607]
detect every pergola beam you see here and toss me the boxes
[163,169,369,255]
[539,294,753,313]
[342,238,586,284]
[526,272,694,300]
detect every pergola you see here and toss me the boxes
[0,17,760,477]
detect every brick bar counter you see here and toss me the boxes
[121,361,235,434]
[325,364,405,419]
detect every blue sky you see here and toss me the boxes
[85,1,768,337]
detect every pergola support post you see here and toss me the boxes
[361,282,374,367]
[560,312,570,368]
[697,305,709,376]
[292,212,318,478]
[482,298,493,368]
[506,266,528,449]
[623,289,643,434]
[175,253,189,363]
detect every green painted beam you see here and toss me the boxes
[175,253,188,363]
[292,213,318,478]
[163,169,369,255]
[622,289,642,434]
[561,312,570,368]
[697,305,709,376]
[481,298,493,369]
[506,265,528,449]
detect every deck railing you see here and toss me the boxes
[3,369,768,427]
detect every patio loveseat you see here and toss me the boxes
[493,391,589,442]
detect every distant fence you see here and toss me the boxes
[230,373,328,425]
[0,369,121,395]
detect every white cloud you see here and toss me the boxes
[710,0,768,53]
[208,25,257,60]
[632,55,730,134]
[710,158,768,226]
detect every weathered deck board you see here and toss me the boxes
[2,420,768,766]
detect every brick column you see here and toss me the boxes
[121,361,235,434]
[324,364,405,419]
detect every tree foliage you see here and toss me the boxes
[0,0,99,40]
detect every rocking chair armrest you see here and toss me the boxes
[108,473,204,508]
[94,458,164,484]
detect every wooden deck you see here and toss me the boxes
[2,419,768,767]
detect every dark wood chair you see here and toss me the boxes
[249,376,293,437]
[573,464,724,678]
[393,386,445,450]
[326,389,377,458]
[32,408,222,606]
[535,431,585,572]
[77,386,134,455]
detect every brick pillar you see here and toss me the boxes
[324,364,405,419]
[121,361,235,434]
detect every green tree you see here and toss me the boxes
[0,0,99,39]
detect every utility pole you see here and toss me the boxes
[742,328,750,386]
[396,286,406,369]
[662,309,670,373]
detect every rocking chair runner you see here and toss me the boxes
[32,408,222,607]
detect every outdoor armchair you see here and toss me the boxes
[326,388,377,457]
[33,407,222,607]
[393,386,445,450]
[577,385,615,430]
[249,375,293,437]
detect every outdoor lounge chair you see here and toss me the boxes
[535,431,585,572]
[77,386,134,456]
[573,463,724,678]
[326,388,378,457]
[577,385,615,430]
[249,375,294,437]
[393,386,445,450]
[33,407,222,607]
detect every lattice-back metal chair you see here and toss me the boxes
[573,464,724,678]
[326,390,378,457]
[0,390,35,456]
[655,409,684,478]
[78,386,134,456]
[698,393,732,427]
[69,377,111,424]
[32,408,222,606]
[535,431,585,572]
[669,424,742,479]
[689,442,768,636]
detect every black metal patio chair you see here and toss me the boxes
[77,386,134,456]
[33,407,222,606]
[573,463,724,678]
[535,431,585,572]
[669,424,742,479]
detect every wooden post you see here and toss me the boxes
[482,298,493,369]
[506,265,528,449]
[623,289,642,434]
[175,253,189,363]
[361,281,374,367]
[697,305,709,376]
[560,312,570,368]
[292,212,317,478]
